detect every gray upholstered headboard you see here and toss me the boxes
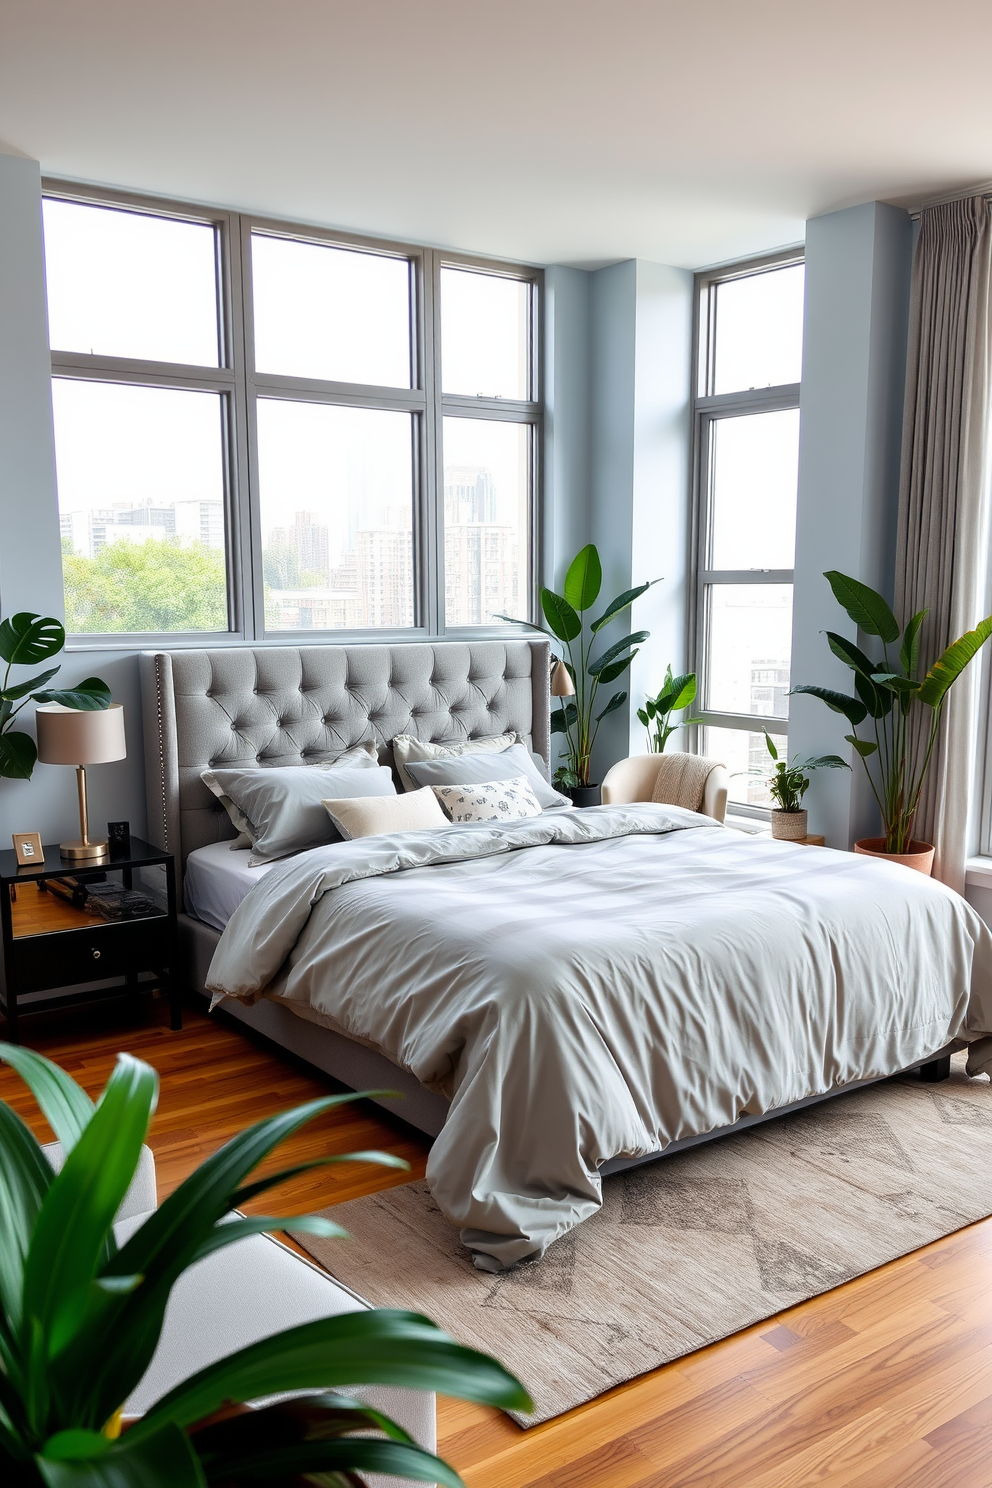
[139,639,551,889]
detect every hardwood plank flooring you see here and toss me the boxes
[3,993,992,1487]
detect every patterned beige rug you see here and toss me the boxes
[292,1055,992,1425]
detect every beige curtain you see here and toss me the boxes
[895,195,992,891]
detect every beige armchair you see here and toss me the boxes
[601,754,729,823]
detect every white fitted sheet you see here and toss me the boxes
[184,841,275,931]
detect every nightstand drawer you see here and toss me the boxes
[11,917,170,993]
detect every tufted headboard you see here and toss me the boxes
[139,639,551,894]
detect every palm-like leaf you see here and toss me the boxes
[790,684,867,726]
[595,691,626,723]
[539,589,581,643]
[562,545,602,612]
[918,614,992,708]
[899,609,928,676]
[590,581,655,634]
[0,666,61,702]
[589,631,649,677]
[134,1309,529,1440]
[0,1043,96,1155]
[823,572,899,643]
[37,1421,206,1487]
[34,681,112,712]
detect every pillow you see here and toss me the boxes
[405,741,570,810]
[202,762,396,864]
[323,786,448,841]
[202,741,378,849]
[432,775,543,824]
[391,731,517,792]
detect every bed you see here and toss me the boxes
[141,640,992,1271]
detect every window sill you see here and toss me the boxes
[725,812,771,836]
[965,856,992,890]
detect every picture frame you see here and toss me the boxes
[12,832,44,867]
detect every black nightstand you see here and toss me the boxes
[0,837,179,1042]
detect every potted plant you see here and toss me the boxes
[1,612,111,780]
[793,570,992,872]
[499,545,660,806]
[637,667,701,753]
[757,731,849,840]
[0,1042,528,1486]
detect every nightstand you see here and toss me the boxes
[0,837,179,1042]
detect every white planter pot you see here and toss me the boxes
[771,808,808,841]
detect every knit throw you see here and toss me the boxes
[651,752,719,813]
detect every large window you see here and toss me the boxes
[689,255,804,813]
[43,187,540,641]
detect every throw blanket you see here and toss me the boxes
[651,752,720,811]
[207,804,992,1271]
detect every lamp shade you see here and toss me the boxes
[36,703,126,765]
[550,660,576,698]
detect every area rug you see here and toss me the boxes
[292,1055,992,1425]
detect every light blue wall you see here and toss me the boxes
[0,156,152,847]
[789,201,913,847]
[542,266,591,583]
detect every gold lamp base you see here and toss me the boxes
[60,837,109,861]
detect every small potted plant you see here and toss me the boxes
[637,667,701,753]
[760,732,849,840]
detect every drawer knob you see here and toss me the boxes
[91,948,101,960]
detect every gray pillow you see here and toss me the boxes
[204,763,396,865]
[202,741,379,849]
[405,742,571,810]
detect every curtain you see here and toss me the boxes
[894,196,992,891]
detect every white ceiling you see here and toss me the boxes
[2,0,990,270]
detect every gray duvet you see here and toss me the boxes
[207,805,992,1270]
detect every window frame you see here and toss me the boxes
[686,247,804,819]
[43,180,543,649]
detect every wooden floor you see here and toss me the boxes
[4,994,992,1488]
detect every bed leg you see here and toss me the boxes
[919,1055,951,1082]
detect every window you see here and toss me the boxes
[43,187,541,642]
[689,254,804,813]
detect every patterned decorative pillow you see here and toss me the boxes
[431,774,543,824]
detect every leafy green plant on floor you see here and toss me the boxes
[637,668,702,753]
[0,1044,529,1486]
[499,544,660,788]
[0,613,110,781]
[793,571,992,853]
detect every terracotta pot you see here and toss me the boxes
[854,837,935,875]
[771,808,808,841]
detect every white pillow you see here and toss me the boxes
[391,731,517,792]
[323,786,448,841]
[202,741,378,848]
[432,774,543,824]
[202,762,395,864]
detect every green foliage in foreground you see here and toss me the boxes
[637,667,702,754]
[0,1044,530,1486]
[62,538,228,634]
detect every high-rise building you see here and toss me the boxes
[267,510,330,581]
[358,528,414,628]
[444,466,497,524]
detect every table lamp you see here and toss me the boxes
[550,659,575,697]
[35,703,126,861]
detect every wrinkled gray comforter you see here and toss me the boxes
[207,805,992,1270]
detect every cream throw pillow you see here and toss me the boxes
[391,731,517,792]
[323,786,448,840]
[432,774,543,824]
